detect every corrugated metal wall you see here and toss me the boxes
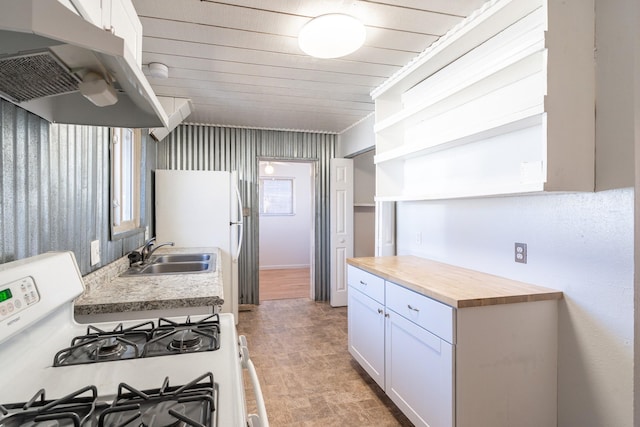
[157,125,336,304]
[0,100,152,273]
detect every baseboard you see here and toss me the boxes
[259,264,310,270]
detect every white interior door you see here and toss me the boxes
[330,158,354,307]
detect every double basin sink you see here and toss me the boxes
[121,253,216,276]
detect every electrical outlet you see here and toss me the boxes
[90,240,101,266]
[515,242,527,264]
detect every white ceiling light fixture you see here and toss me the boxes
[298,13,366,59]
[149,62,169,79]
[264,162,275,175]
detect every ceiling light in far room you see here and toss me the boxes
[264,162,275,175]
[298,13,366,59]
[78,71,117,107]
[148,62,169,79]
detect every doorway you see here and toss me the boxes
[258,160,315,301]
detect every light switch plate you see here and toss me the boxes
[90,240,101,266]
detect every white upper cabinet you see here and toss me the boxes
[372,0,595,201]
[67,0,143,66]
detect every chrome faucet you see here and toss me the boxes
[140,237,156,260]
[143,241,175,263]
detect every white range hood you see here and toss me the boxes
[0,0,171,128]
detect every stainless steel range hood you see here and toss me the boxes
[0,0,169,128]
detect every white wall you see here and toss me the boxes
[353,149,376,205]
[395,0,636,424]
[337,113,375,158]
[259,161,312,269]
[398,190,633,426]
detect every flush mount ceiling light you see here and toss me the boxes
[298,13,366,59]
[264,162,275,175]
[148,62,169,79]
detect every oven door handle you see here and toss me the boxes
[239,335,269,427]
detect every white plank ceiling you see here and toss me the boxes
[132,0,488,133]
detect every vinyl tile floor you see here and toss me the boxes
[237,298,414,427]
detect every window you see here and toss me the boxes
[111,128,142,238]
[259,177,295,215]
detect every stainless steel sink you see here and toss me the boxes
[120,252,216,277]
[151,253,212,263]
[139,262,211,274]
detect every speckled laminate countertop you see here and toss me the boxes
[74,247,224,315]
[348,255,563,308]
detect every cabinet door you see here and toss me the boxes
[386,309,454,427]
[108,0,143,65]
[348,287,385,389]
[67,0,142,65]
[68,0,103,26]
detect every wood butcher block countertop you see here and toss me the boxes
[347,256,563,308]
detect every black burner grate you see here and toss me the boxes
[143,315,221,358]
[53,315,221,366]
[53,322,154,367]
[0,374,217,427]
[99,373,217,427]
[0,386,102,427]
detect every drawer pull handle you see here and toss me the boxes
[377,308,383,314]
[359,280,367,286]
[407,304,420,312]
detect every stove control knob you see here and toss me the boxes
[6,303,14,312]
[0,305,6,316]
[14,299,22,309]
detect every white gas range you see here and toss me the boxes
[0,251,268,427]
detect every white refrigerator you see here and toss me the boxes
[154,170,243,319]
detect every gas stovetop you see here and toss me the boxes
[0,372,218,427]
[0,252,258,427]
[53,315,221,366]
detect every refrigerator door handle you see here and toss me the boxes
[235,222,244,261]
[232,185,244,261]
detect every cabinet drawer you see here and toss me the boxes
[386,281,454,344]
[348,266,385,304]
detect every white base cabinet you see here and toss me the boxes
[348,287,385,388]
[385,307,454,427]
[347,265,558,427]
